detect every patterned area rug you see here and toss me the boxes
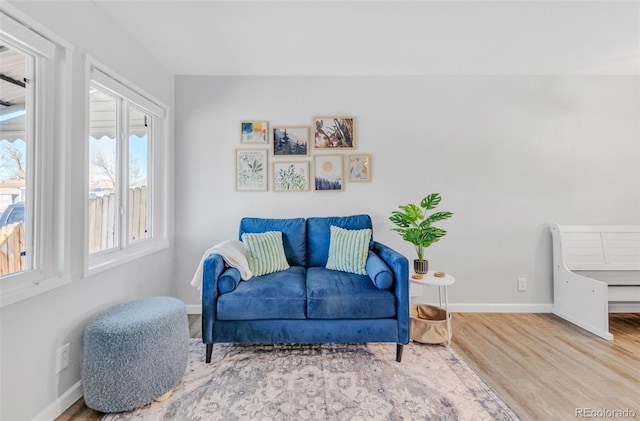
[103,339,519,420]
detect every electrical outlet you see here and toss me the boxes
[56,343,70,373]
[517,277,527,292]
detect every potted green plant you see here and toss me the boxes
[389,193,453,274]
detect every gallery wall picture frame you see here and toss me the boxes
[236,149,268,191]
[241,120,269,144]
[314,154,344,192]
[347,154,371,182]
[313,116,355,149]
[272,126,309,156]
[273,161,310,192]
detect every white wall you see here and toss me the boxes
[1,2,637,419]
[175,75,639,309]
[0,3,174,421]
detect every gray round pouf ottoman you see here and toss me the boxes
[82,296,189,413]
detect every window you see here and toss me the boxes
[0,44,31,277]
[86,65,167,273]
[0,11,66,307]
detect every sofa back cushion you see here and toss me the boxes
[306,214,373,267]
[239,217,306,266]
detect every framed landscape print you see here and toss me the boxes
[273,161,310,192]
[313,116,355,149]
[314,154,343,191]
[272,126,309,156]
[348,154,371,182]
[236,149,267,191]
[241,120,268,144]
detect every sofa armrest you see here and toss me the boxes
[202,254,226,343]
[372,241,410,344]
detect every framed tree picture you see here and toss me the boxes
[241,120,268,144]
[348,154,371,182]
[313,116,355,149]
[273,161,310,192]
[272,126,309,156]
[314,154,343,191]
[236,149,267,191]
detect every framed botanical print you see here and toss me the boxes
[236,149,267,191]
[314,154,343,191]
[273,161,310,192]
[272,126,309,156]
[241,120,268,144]
[348,154,371,182]
[313,116,355,149]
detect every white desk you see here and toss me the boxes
[410,271,455,346]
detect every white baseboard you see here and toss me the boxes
[609,302,640,313]
[447,303,553,313]
[186,304,201,314]
[32,380,82,421]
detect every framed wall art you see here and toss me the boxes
[314,154,343,191]
[313,116,355,149]
[241,120,268,144]
[348,154,371,182]
[236,149,267,191]
[272,126,309,156]
[273,161,310,192]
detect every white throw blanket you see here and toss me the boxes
[190,240,252,293]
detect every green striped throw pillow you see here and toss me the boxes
[241,231,290,276]
[325,225,372,275]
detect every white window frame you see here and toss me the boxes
[85,59,168,275]
[0,11,70,308]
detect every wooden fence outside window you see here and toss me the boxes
[0,186,148,274]
[89,186,148,253]
[0,222,24,275]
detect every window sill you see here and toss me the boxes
[0,274,71,309]
[84,238,170,278]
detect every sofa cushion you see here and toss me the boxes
[240,217,306,267]
[241,231,290,276]
[307,215,373,267]
[218,267,242,294]
[366,252,394,290]
[217,266,307,320]
[306,267,396,319]
[326,226,371,275]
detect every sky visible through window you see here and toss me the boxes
[0,138,25,180]
[0,136,147,186]
[89,134,148,188]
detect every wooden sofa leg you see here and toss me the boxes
[396,344,404,362]
[206,344,213,363]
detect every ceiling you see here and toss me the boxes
[1,0,638,139]
[92,0,640,76]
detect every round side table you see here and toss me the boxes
[410,271,455,346]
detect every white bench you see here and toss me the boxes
[550,223,640,340]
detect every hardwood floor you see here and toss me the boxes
[56,313,639,421]
[451,313,640,420]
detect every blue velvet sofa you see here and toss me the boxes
[201,214,410,362]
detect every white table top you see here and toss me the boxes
[410,271,455,287]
